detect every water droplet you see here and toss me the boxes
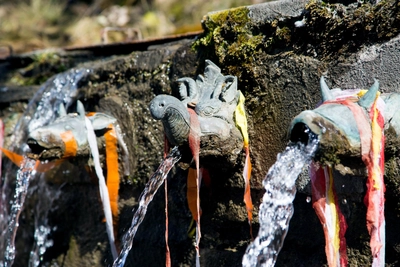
[306,196,311,203]
[342,199,347,204]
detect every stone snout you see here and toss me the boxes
[27,100,117,160]
[289,77,400,176]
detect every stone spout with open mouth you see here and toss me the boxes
[289,77,387,164]
[27,100,119,160]
[289,77,400,163]
[287,76,398,266]
[25,99,130,260]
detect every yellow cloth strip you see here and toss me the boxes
[326,167,340,264]
[235,91,253,232]
[235,91,249,146]
[371,107,382,190]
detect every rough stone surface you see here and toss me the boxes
[0,0,400,266]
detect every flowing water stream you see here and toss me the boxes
[113,147,181,267]
[28,177,63,267]
[3,158,37,267]
[0,68,89,266]
[242,131,319,267]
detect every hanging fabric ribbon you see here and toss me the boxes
[1,147,24,168]
[312,88,385,266]
[332,92,386,266]
[163,134,171,267]
[164,166,171,267]
[310,162,348,267]
[363,93,386,266]
[105,124,121,251]
[187,167,200,222]
[234,91,253,237]
[85,116,118,260]
[0,147,64,173]
[187,107,201,267]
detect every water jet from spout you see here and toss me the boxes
[113,147,181,267]
[242,130,318,267]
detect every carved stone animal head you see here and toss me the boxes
[289,77,386,162]
[27,100,116,160]
[149,60,239,147]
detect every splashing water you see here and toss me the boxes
[242,133,319,267]
[28,177,63,267]
[113,147,181,267]
[3,158,37,267]
[29,225,53,267]
[8,68,88,154]
[0,68,89,265]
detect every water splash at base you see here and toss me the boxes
[242,133,318,267]
[113,147,181,267]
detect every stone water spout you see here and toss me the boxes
[290,77,400,164]
[27,100,127,161]
[149,59,250,266]
[149,59,242,150]
[288,77,391,266]
[25,100,130,261]
[289,77,382,162]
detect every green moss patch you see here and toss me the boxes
[294,0,400,60]
[194,6,298,66]
[195,0,400,64]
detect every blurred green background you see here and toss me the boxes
[0,0,259,54]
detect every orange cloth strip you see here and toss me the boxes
[104,124,120,225]
[0,147,24,167]
[0,147,64,173]
[235,92,254,237]
[86,112,96,117]
[243,146,253,238]
[36,159,64,173]
[60,130,78,158]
